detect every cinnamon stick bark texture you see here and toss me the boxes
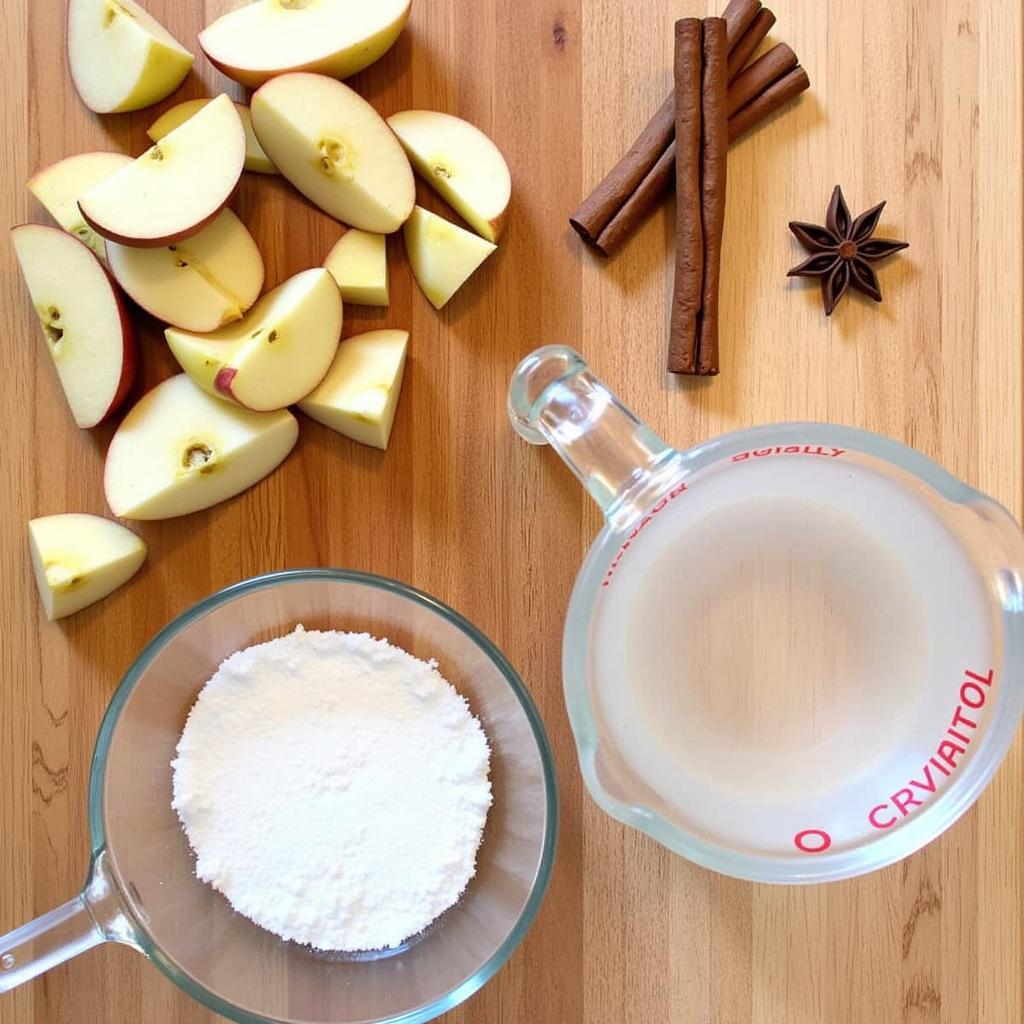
[727,43,797,117]
[668,19,705,374]
[568,93,675,244]
[721,0,762,50]
[728,65,809,141]
[726,7,775,81]
[694,19,728,376]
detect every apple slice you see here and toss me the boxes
[27,152,133,260]
[78,94,245,247]
[68,0,193,114]
[148,99,277,175]
[404,206,496,310]
[323,230,388,306]
[166,268,342,411]
[298,329,408,450]
[387,111,512,243]
[28,514,146,620]
[250,73,414,234]
[199,0,411,89]
[105,374,299,520]
[11,225,137,428]
[106,210,264,332]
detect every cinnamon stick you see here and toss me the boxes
[726,7,775,81]
[693,19,728,376]
[668,19,704,374]
[728,65,809,142]
[721,0,762,50]
[568,94,675,244]
[570,1,769,246]
[590,63,809,256]
[727,43,796,117]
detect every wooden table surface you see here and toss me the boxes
[2,1,1022,1022]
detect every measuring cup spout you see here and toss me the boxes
[508,346,685,526]
[0,849,139,992]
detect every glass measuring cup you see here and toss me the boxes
[508,345,1024,883]
[0,570,557,1023]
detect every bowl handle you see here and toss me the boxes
[0,849,139,992]
[508,345,686,527]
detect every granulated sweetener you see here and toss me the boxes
[171,626,492,952]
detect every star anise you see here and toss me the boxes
[788,186,909,315]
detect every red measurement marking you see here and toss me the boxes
[794,829,832,854]
[867,668,994,831]
[600,482,688,589]
[731,445,846,463]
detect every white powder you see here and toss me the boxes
[171,626,492,952]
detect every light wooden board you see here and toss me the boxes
[0,2,1021,1022]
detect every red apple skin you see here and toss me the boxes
[214,367,238,399]
[11,224,138,428]
[77,196,235,249]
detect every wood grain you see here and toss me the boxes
[0,1,1021,1022]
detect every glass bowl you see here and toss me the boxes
[0,569,558,1024]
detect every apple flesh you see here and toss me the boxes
[68,0,193,114]
[298,329,408,450]
[28,514,146,620]
[323,230,388,306]
[199,0,411,89]
[251,73,414,234]
[148,99,277,175]
[166,268,342,411]
[105,374,299,520]
[27,152,132,260]
[106,210,264,332]
[11,224,137,428]
[404,206,496,310]
[78,94,245,247]
[388,111,512,243]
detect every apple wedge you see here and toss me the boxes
[105,374,299,520]
[404,206,496,310]
[298,329,408,450]
[251,74,414,234]
[148,99,277,175]
[166,268,342,411]
[11,225,137,428]
[68,0,193,114]
[388,111,512,243]
[28,514,146,620]
[78,94,245,247]
[106,210,264,332]
[323,230,388,306]
[27,152,132,260]
[199,0,411,88]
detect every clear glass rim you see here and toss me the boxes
[87,568,560,1024]
[564,421,1024,883]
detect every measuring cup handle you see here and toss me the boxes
[508,346,685,527]
[0,850,137,992]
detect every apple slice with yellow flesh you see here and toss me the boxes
[11,224,137,428]
[404,206,496,310]
[79,94,245,247]
[27,152,133,260]
[29,514,146,620]
[166,268,342,411]
[298,329,408,450]
[106,210,265,332]
[199,0,411,89]
[148,99,277,175]
[104,374,299,520]
[323,230,388,306]
[68,0,193,114]
[387,111,512,243]
[250,73,414,234]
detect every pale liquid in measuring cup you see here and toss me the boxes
[590,452,994,857]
